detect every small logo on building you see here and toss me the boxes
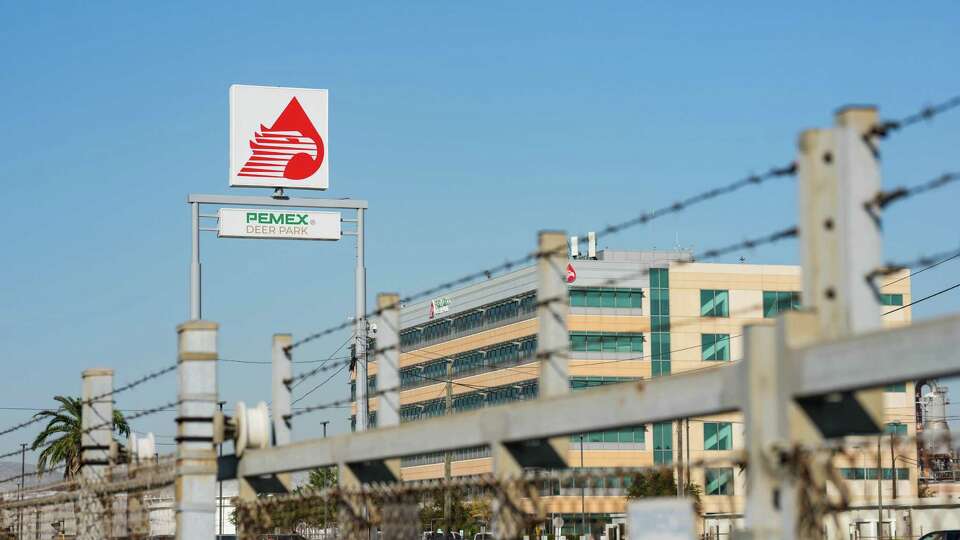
[566,263,577,283]
[429,296,452,319]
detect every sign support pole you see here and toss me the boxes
[190,202,201,320]
[355,207,369,432]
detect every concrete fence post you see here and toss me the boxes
[175,320,218,540]
[79,368,114,540]
[491,230,570,539]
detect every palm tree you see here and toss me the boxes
[30,396,130,478]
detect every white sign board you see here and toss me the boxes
[218,208,341,241]
[627,499,696,540]
[230,85,329,190]
[429,296,451,319]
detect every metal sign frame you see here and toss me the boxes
[187,193,373,431]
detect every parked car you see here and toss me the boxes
[473,533,494,540]
[919,532,960,540]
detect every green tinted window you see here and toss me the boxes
[763,291,801,318]
[704,422,733,450]
[706,468,734,495]
[884,423,908,436]
[885,382,907,392]
[701,334,731,361]
[880,293,904,306]
[653,421,672,464]
[700,290,729,317]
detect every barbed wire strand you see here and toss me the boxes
[285,164,797,354]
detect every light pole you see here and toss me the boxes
[19,442,26,540]
[218,401,225,537]
[877,437,883,539]
[889,421,902,501]
[580,434,586,540]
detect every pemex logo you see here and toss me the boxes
[238,97,325,181]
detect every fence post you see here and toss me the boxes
[376,293,418,539]
[375,293,401,446]
[794,107,885,439]
[176,321,218,540]
[272,333,293,491]
[79,368,113,540]
[273,333,293,446]
[491,230,570,538]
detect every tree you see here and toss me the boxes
[30,396,130,478]
[625,469,677,498]
[625,470,702,515]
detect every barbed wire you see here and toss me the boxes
[221,354,352,365]
[0,415,46,440]
[868,171,960,211]
[884,280,960,316]
[867,244,960,283]
[286,356,354,389]
[285,164,796,354]
[84,362,178,406]
[0,464,67,486]
[867,93,960,139]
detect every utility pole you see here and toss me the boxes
[877,436,884,539]
[218,401,225,538]
[685,418,691,496]
[19,443,25,540]
[443,359,453,534]
[889,422,900,501]
[579,434,586,540]
[321,420,329,439]
[355,207,369,432]
[676,420,684,496]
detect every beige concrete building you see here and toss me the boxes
[351,249,916,536]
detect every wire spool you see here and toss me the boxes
[235,401,271,457]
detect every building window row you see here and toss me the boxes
[400,380,539,423]
[839,468,910,480]
[571,377,644,444]
[570,287,644,309]
[400,445,490,467]
[570,332,644,353]
[400,293,537,351]
[398,336,537,390]
[400,377,640,424]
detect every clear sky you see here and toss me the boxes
[1,2,958,460]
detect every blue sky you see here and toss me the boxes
[1,2,958,459]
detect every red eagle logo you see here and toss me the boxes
[238,97,325,180]
[566,263,577,283]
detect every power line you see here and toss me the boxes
[883,249,960,287]
[285,164,796,354]
[288,334,355,389]
[884,281,960,316]
[292,363,349,406]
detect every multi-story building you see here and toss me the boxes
[351,247,916,536]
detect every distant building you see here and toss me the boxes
[353,246,917,537]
